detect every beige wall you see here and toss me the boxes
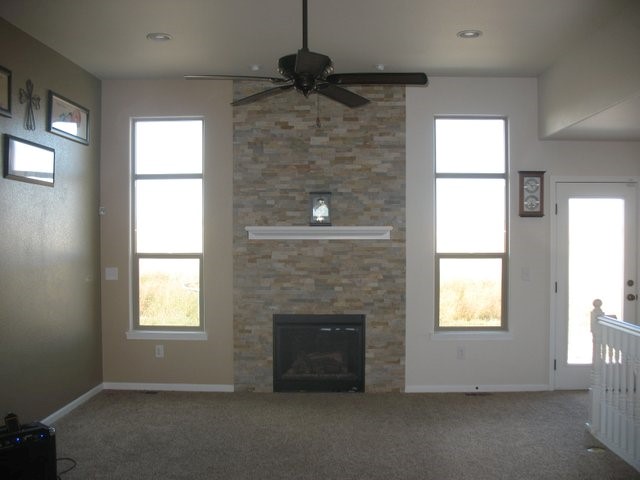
[100,79,234,386]
[0,18,102,420]
[538,1,640,139]
[406,76,640,391]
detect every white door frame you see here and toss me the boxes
[549,175,639,389]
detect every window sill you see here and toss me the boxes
[430,331,513,341]
[126,330,208,341]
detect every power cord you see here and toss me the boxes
[57,457,77,479]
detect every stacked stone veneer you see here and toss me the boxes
[233,82,406,392]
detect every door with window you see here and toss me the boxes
[554,181,637,389]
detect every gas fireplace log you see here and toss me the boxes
[286,351,347,375]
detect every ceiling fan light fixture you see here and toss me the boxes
[146,32,173,41]
[187,0,428,108]
[457,29,482,39]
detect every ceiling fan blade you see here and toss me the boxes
[185,74,287,83]
[295,49,333,77]
[316,84,369,108]
[231,84,294,106]
[326,72,428,86]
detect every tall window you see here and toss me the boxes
[132,118,204,331]
[435,117,508,330]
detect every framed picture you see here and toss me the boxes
[47,91,89,144]
[309,191,331,226]
[0,65,11,117]
[518,171,545,217]
[3,134,55,186]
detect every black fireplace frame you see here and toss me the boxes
[273,314,365,392]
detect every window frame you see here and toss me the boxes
[130,117,205,333]
[434,115,509,332]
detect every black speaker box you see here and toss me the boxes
[0,422,57,480]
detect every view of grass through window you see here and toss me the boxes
[438,258,502,328]
[133,118,204,329]
[435,117,507,329]
[138,259,200,327]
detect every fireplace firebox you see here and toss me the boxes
[273,314,365,392]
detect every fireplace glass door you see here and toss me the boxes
[273,314,365,392]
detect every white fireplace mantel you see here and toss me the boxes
[245,226,393,240]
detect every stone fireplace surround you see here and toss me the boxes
[233,82,406,392]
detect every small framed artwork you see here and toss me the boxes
[519,171,545,217]
[309,191,331,226]
[3,134,55,186]
[47,91,89,144]
[0,65,11,117]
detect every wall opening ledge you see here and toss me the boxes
[245,226,393,240]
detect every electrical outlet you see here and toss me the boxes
[456,346,465,360]
[155,344,164,358]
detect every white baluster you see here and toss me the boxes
[613,328,622,449]
[626,331,636,461]
[606,330,615,442]
[620,330,629,453]
[629,337,640,461]
[590,299,604,435]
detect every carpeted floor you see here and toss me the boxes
[52,390,639,479]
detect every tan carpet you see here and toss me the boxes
[52,390,639,479]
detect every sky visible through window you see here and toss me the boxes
[134,119,203,327]
[568,198,624,363]
[435,118,506,283]
[134,120,203,256]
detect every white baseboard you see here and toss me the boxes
[40,382,234,425]
[102,382,234,393]
[41,384,104,425]
[405,384,551,393]
[43,383,550,425]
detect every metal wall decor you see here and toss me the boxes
[0,65,11,117]
[518,171,545,217]
[19,79,40,130]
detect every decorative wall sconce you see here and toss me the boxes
[518,171,545,217]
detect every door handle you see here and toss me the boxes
[627,293,637,301]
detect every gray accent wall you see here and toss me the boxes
[0,18,102,421]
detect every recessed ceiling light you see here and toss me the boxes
[457,29,482,39]
[249,64,261,72]
[146,32,173,41]
[374,64,385,71]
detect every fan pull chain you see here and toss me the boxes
[316,94,321,128]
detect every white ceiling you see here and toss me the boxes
[0,0,629,79]
[1,0,638,140]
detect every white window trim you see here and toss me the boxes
[130,117,205,334]
[430,331,513,341]
[434,115,509,331]
[126,330,208,341]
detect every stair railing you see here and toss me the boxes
[589,299,640,471]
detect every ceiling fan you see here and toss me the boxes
[185,0,428,108]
